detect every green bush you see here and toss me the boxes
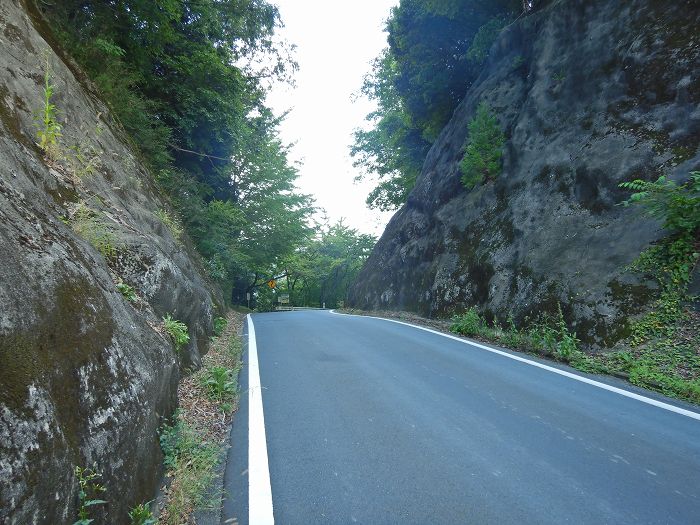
[619,171,700,344]
[450,307,487,336]
[163,314,190,352]
[460,102,505,189]
[466,17,509,65]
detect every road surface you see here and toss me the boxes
[222,310,700,524]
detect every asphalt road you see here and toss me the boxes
[222,310,700,524]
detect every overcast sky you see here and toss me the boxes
[266,1,398,236]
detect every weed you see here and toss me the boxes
[70,202,119,258]
[155,209,183,241]
[163,314,190,352]
[36,53,62,161]
[66,142,102,180]
[450,307,486,336]
[73,465,107,525]
[128,502,156,525]
[116,281,137,302]
[213,316,227,336]
[199,366,237,402]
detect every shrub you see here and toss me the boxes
[466,17,509,65]
[450,307,487,336]
[163,314,190,352]
[460,102,505,189]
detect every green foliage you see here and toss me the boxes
[460,102,505,189]
[467,16,510,65]
[72,465,107,525]
[619,172,700,345]
[450,307,487,336]
[273,220,376,309]
[163,314,190,352]
[128,502,156,525]
[528,305,582,362]
[39,0,313,303]
[352,0,521,209]
[213,316,228,336]
[200,366,238,402]
[36,54,61,160]
[71,202,119,258]
[116,282,137,303]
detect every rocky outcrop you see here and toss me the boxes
[349,0,699,346]
[0,0,222,522]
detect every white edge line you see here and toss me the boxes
[247,314,275,524]
[329,310,700,421]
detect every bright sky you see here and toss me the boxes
[266,1,398,236]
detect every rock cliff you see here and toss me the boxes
[349,0,699,346]
[0,1,222,522]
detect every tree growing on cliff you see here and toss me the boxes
[352,0,524,210]
[459,103,505,189]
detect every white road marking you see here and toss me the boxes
[247,315,275,524]
[329,310,700,421]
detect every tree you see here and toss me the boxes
[459,102,505,189]
[352,0,522,210]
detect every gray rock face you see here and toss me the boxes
[349,0,699,346]
[0,0,222,522]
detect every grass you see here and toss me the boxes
[70,201,119,258]
[116,281,137,302]
[159,416,220,524]
[155,209,184,242]
[159,311,245,523]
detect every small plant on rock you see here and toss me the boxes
[36,53,62,161]
[116,281,137,302]
[155,208,184,241]
[163,314,190,352]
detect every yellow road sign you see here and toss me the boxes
[267,279,276,289]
